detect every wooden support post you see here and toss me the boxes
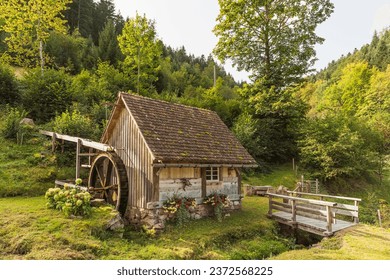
[326,205,333,233]
[378,209,382,227]
[152,167,160,202]
[315,179,319,194]
[88,148,93,166]
[234,167,242,195]
[75,139,81,180]
[292,158,295,171]
[61,139,65,153]
[52,133,57,153]
[354,200,359,223]
[201,167,206,197]
[291,199,296,222]
[268,196,273,216]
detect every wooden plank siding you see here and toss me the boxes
[106,103,155,209]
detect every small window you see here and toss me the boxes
[206,167,219,181]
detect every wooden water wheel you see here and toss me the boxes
[88,152,128,214]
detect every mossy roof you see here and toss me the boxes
[109,93,257,166]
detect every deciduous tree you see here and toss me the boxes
[213,0,334,89]
[118,13,162,95]
[0,0,71,71]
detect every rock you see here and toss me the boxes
[143,218,157,228]
[194,214,201,220]
[153,223,164,230]
[20,118,35,126]
[140,210,149,219]
[106,214,125,231]
[276,185,288,195]
[90,199,106,207]
[158,215,168,222]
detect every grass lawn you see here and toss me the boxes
[242,164,298,189]
[271,224,390,260]
[1,134,389,260]
[0,195,293,260]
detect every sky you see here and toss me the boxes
[113,0,390,82]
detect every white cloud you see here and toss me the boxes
[372,3,390,33]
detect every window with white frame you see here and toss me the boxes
[206,167,219,181]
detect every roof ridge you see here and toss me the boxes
[119,92,217,114]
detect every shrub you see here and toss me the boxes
[203,192,231,222]
[21,68,72,123]
[0,106,28,140]
[162,195,196,226]
[52,109,99,140]
[0,64,20,105]
[45,182,92,217]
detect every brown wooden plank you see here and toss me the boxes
[201,167,206,197]
[287,191,362,202]
[234,168,242,195]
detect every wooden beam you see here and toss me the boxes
[51,132,57,153]
[201,167,206,197]
[291,200,297,222]
[40,130,114,152]
[287,191,362,202]
[152,167,160,202]
[234,167,242,195]
[54,180,87,191]
[326,205,333,233]
[268,193,337,207]
[75,139,81,180]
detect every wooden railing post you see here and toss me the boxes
[268,195,273,216]
[291,199,296,222]
[75,139,81,180]
[52,132,57,153]
[326,205,333,233]
[354,200,359,223]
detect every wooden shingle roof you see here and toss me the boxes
[115,93,257,166]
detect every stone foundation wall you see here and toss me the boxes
[125,199,242,231]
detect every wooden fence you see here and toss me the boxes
[268,191,361,236]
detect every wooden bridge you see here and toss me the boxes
[267,191,361,236]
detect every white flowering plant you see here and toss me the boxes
[45,179,91,217]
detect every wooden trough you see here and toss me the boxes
[267,191,361,236]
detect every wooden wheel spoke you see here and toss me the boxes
[88,152,128,214]
[103,184,118,190]
[104,161,113,187]
[95,164,105,188]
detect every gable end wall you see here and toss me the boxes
[106,106,155,209]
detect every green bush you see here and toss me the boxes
[52,109,99,140]
[0,64,20,105]
[45,184,92,217]
[163,195,196,226]
[21,68,72,123]
[0,107,28,140]
[230,238,289,260]
[203,193,230,222]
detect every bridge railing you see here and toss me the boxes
[267,192,361,233]
[287,191,361,223]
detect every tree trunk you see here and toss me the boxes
[39,40,44,74]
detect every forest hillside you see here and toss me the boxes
[0,0,389,236]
